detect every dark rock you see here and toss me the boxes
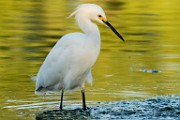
[159,106,174,111]
[35,95,180,120]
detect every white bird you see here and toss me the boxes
[34,4,124,110]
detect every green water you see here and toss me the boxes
[0,0,180,120]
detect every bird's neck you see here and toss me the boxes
[77,17,100,44]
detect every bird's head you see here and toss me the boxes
[69,4,125,42]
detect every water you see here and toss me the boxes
[0,0,179,120]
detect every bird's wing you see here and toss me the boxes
[35,33,87,91]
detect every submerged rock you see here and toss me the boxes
[36,95,180,120]
[139,69,160,73]
[36,108,91,120]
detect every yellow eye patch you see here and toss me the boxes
[98,15,107,21]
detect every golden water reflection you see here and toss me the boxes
[0,0,179,120]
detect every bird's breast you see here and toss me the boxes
[82,40,100,66]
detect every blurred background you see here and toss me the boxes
[0,0,179,119]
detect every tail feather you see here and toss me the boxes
[29,75,37,82]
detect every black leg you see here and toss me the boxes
[81,89,86,110]
[60,89,64,110]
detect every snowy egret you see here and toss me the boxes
[34,4,125,110]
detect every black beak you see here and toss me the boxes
[103,20,125,42]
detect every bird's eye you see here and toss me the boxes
[98,15,102,17]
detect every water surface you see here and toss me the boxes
[0,0,180,120]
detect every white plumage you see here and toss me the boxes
[34,4,124,110]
